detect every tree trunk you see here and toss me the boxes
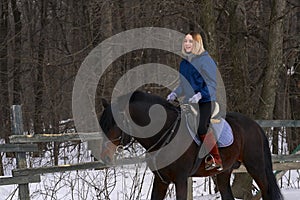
[0,0,9,139]
[252,0,286,198]
[226,1,253,199]
[0,0,9,175]
[20,0,35,135]
[11,0,22,105]
[288,53,300,152]
[227,0,251,114]
[195,0,217,59]
[285,0,300,153]
[257,0,286,119]
[34,0,47,134]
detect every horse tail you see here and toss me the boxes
[261,127,284,200]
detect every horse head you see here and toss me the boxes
[99,98,132,163]
[99,91,179,163]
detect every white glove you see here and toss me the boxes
[189,92,202,103]
[167,92,177,101]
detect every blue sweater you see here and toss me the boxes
[174,51,217,103]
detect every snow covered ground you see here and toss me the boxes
[1,163,300,199]
[1,142,300,200]
[1,171,300,199]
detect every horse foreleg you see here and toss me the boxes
[151,175,170,200]
[216,169,235,200]
[175,178,188,200]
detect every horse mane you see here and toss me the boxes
[127,91,178,112]
[99,91,178,133]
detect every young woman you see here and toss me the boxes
[167,32,222,171]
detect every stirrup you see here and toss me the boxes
[204,154,223,171]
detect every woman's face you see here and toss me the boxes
[183,34,193,53]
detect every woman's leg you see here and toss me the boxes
[198,102,223,170]
[197,102,213,135]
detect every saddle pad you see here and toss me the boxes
[186,116,234,148]
[212,118,234,148]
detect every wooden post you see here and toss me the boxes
[11,105,30,200]
[187,177,193,200]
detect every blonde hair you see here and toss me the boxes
[181,32,205,56]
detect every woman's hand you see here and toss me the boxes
[167,92,177,101]
[188,92,202,103]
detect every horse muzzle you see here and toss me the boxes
[100,141,117,164]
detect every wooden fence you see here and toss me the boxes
[1,105,300,200]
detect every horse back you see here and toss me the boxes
[225,112,264,135]
[225,112,266,158]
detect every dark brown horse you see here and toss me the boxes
[99,91,283,200]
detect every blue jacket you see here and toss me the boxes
[174,51,217,103]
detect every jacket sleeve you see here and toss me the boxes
[173,61,185,97]
[173,86,182,97]
[193,55,217,100]
[200,57,217,99]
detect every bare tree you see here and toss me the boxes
[284,0,300,153]
[195,0,217,59]
[11,0,22,105]
[0,0,9,175]
[33,0,47,134]
[228,0,251,114]
[223,1,253,199]
[0,0,9,141]
[257,0,286,119]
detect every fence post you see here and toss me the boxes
[11,105,30,200]
[187,177,193,199]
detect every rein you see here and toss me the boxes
[146,112,180,152]
[119,106,181,153]
[111,104,181,183]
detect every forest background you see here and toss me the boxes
[0,0,299,198]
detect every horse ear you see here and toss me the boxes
[101,98,109,108]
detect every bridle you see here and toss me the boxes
[104,127,134,152]
[106,107,180,153]
[105,105,180,183]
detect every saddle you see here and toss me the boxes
[182,102,233,148]
[182,102,221,133]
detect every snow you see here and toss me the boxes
[1,142,300,199]
[281,189,300,200]
[1,171,299,199]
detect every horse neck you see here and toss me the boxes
[130,102,179,151]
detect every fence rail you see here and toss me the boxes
[7,120,300,144]
[0,144,38,153]
[0,175,40,186]
[1,105,300,200]
[9,154,300,176]
[255,120,300,127]
[235,160,300,173]
[9,132,102,144]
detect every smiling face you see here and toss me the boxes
[183,34,194,53]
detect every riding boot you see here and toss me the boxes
[199,129,223,171]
